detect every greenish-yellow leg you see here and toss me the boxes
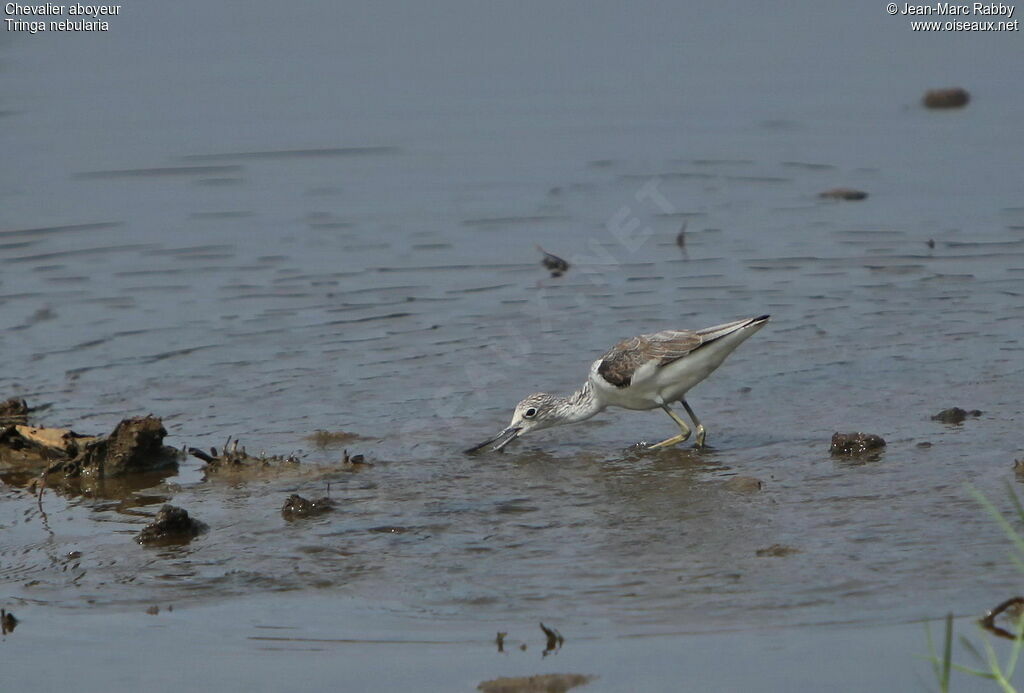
[647,405,693,449]
[680,399,706,447]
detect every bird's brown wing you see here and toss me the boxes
[596,330,703,388]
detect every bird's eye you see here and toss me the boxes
[524,407,537,418]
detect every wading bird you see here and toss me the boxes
[466,315,769,453]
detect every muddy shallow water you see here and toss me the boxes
[2,2,1023,690]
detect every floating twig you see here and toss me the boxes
[536,245,569,277]
[540,622,563,656]
[980,596,1024,640]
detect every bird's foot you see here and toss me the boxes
[640,432,692,451]
[691,426,707,449]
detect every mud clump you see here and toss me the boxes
[1,609,17,635]
[819,188,868,201]
[135,505,206,546]
[0,398,29,426]
[931,407,982,424]
[830,432,886,457]
[1,411,178,479]
[478,674,593,693]
[77,416,177,477]
[281,494,334,521]
[923,87,970,109]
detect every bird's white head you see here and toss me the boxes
[465,392,564,453]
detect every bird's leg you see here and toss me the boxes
[646,405,692,450]
[680,399,706,448]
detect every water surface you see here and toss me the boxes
[1,2,1023,690]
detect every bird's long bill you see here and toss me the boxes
[464,426,521,454]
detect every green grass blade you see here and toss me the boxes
[1005,613,1024,679]
[924,623,943,687]
[948,663,995,678]
[969,486,1024,559]
[943,613,953,688]
[961,634,985,665]
[1006,482,1024,525]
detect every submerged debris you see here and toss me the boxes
[536,245,569,277]
[923,87,970,109]
[819,188,867,201]
[0,412,178,479]
[0,398,29,426]
[305,430,367,448]
[931,407,982,424]
[188,437,300,475]
[540,622,564,657]
[724,476,763,493]
[135,505,206,546]
[281,494,335,521]
[756,544,800,558]
[675,221,687,248]
[1,609,17,635]
[980,596,1024,639]
[477,674,593,693]
[830,432,886,457]
[495,631,507,653]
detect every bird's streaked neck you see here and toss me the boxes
[555,381,604,424]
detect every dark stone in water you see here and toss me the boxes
[931,407,982,424]
[281,494,334,520]
[136,505,206,546]
[819,188,867,200]
[923,87,970,109]
[830,432,886,457]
